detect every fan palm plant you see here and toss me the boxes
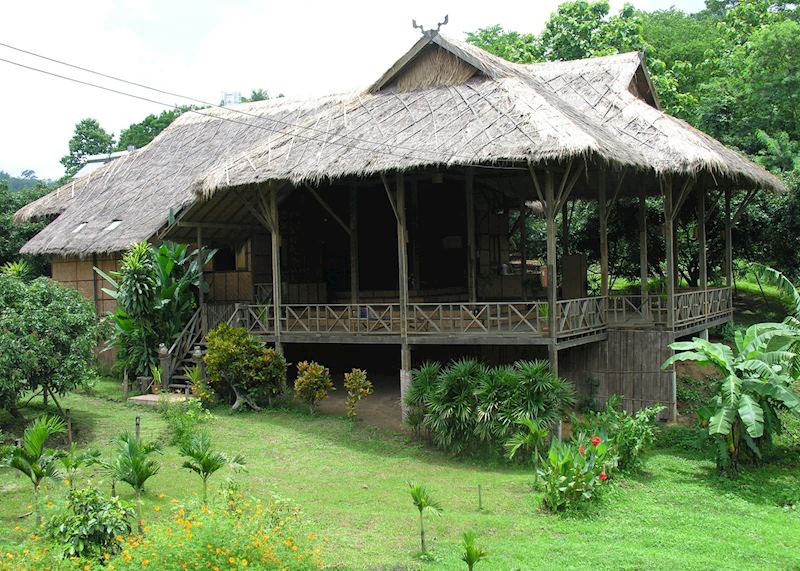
[1,415,65,526]
[505,417,550,485]
[110,432,162,533]
[461,530,488,570]
[179,432,246,503]
[408,482,442,554]
[664,323,800,475]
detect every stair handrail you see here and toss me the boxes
[164,307,203,385]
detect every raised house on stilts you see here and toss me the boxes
[15,31,784,420]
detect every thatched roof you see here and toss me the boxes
[18,32,784,256]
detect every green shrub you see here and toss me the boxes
[538,434,611,512]
[572,395,664,472]
[343,368,373,418]
[46,487,135,561]
[160,397,214,446]
[294,361,334,412]
[409,358,575,458]
[0,275,102,415]
[204,323,288,410]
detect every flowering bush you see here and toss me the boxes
[538,433,611,512]
[573,395,664,472]
[343,368,373,418]
[45,487,135,561]
[294,361,334,412]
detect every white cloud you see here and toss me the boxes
[0,0,705,180]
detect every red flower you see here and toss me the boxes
[579,446,585,455]
[599,472,608,481]
[591,436,602,447]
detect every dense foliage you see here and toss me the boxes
[665,323,800,476]
[46,487,135,561]
[573,395,664,472]
[0,275,101,415]
[538,434,611,512]
[204,323,288,410]
[468,0,800,282]
[343,367,373,418]
[59,118,115,177]
[406,358,575,458]
[97,241,213,377]
[0,179,50,277]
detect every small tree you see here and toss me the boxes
[0,276,101,416]
[294,361,334,413]
[505,417,550,485]
[110,433,162,534]
[343,368,373,418]
[58,443,101,489]
[179,432,245,503]
[461,530,488,570]
[2,415,66,526]
[408,482,442,555]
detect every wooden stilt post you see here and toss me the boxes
[545,170,559,370]
[724,188,733,288]
[269,187,283,355]
[697,188,708,340]
[395,174,412,420]
[639,186,648,305]
[349,186,359,305]
[466,169,477,303]
[520,199,528,298]
[663,177,677,421]
[598,175,609,298]
[197,227,207,334]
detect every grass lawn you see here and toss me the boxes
[2,382,799,570]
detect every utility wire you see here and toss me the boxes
[0,42,527,172]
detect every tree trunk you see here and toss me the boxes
[33,484,41,527]
[419,511,426,553]
[136,490,144,535]
[231,384,261,412]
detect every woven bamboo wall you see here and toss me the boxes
[561,329,676,420]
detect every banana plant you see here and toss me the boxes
[1,415,66,526]
[663,323,800,475]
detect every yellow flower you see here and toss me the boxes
[64,479,70,486]
[241,559,248,567]
[229,556,236,563]
[142,559,149,566]
[153,505,161,512]
[291,545,298,551]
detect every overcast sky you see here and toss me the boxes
[1,0,706,180]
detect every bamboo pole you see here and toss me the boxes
[520,199,528,298]
[663,178,675,330]
[466,169,477,303]
[270,187,283,355]
[639,186,648,299]
[396,174,411,420]
[697,188,708,340]
[598,174,609,298]
[724,188,733,288]
[545,170,558,365]
[349,186,359,304]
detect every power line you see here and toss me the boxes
[0,42,527,172]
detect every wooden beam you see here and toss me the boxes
[555,159,573,209]
[349,186,359,304]
[396,173,409,339]
[598,173,609,297]
[466,169,477,303]
[662,177,676,329]
[269,187,283,354]
[670,177,695,221]
[197,227,206,333]
[731,189,757,226]
[556,165,582,212]
[697,188,707,290]
[177,220,262,233]
[305,184,351,236]
[604,171,626,223]
[528,164,545,204]
[639,185,648,300]
[725,188,732,288]
[561,201,569,256]
[520,199,528,295]
[381,173,400,223]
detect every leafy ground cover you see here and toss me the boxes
[1,383,799,570]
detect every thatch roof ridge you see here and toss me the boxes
[18,31,785,257]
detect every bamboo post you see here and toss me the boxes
[520,199,528,297]
[598,175,609,298]
[697,188,708,339]
[545,170,559,369]
[639,185,648,314]
[65,408,72,446]
[349,186,359,305]
[663,178,676,330]
[478,484,483,511]
[724,188,733,289]
[197,227,207,334]
[135,416,141,439]
[466,169,477,303]
[270,187,283,355]
[396,174,412,420]
[158,343,170,391]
